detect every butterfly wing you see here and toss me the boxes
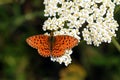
[52,35,78,57]
[26,35,51,57]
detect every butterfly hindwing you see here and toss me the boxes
[51,35,78,57]
[26,35,51,57]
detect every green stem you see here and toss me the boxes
[112,37,120,52]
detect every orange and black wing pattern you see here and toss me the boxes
[52,35,78,57]
[26,35,51,57]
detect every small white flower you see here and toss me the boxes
[95,0,102,3]
[114,0,120,5]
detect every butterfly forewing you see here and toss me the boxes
[51,35,78,57]
[26,35,51,57]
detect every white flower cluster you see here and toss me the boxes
[43,0,120,66]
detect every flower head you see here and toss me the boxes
[43,0,119,66]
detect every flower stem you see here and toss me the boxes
[112,37,120,52]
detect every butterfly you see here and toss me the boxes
[26,32,78,57]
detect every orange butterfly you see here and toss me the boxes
[26,32,78,57]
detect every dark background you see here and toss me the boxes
[0,0,120,80]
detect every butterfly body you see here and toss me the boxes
[49,35,55,51]
[26,34,78,57]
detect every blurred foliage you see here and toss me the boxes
[60,64,86,80]
[0,0,120,80]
